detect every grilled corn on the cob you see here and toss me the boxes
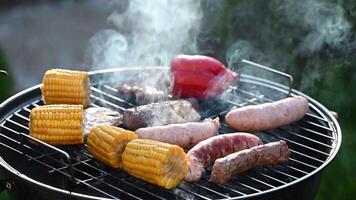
[87,125,137,168]
[29,104,84,145]
[122,139,188,189]
[41,69,90,107]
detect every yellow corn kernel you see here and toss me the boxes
[29,105,84,145]
[41,69,90,107]
[87,125,137,168]
[122,139,188,189]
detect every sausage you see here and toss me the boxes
[225,96,309,131]
[135,118,220,149]
[122,100,200,130]
[184,133,262,182]
[210,140,289,184]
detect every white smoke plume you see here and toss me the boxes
[225,0,353,92]
[85,0,202,69]
[277,0,351,55]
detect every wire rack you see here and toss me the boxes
[0,68,340,200]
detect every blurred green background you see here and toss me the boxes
[0,0,355,199]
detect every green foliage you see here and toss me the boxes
[0,49,13,102]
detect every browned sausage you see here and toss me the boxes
[225,96,309,131]
[210,140,290,184]
[184,133,262,182]
[135,118,220,149]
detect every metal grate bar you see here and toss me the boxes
[244,175,276,189]
[90,94,126,111]
[14,112,30,122]
[255,171,287,185]
[75,180,122,200]
[237,182,262,193]
[7,119,29,131]
[288,148,324,164]
[200,177,247,196]
[288,158,317,170]
[193,183,231,198]
[264,167,299,180]
[298,126,334,140]
[176,185,211,200]
[91,86,133,108]
[279,128,333,148]
[101,84,136,107]
[302,120,332,131]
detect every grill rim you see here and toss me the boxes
[0,66,342,200]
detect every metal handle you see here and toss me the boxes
[19,133,75,182]
[240,59,294,96]
[0,157,16,193]
[0,70,7,75]
[0,179,13,193]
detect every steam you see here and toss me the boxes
[85,0,202,69]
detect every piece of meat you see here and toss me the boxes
[210,140,289,184]
[135,118,220,149]
[84,107,122,135]
[122,100,201,130]
[225,96,309,132]
[184,133,262,182]
[116,84,166,105]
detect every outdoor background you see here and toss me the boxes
[0,0,355,199]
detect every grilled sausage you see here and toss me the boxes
[225,96,309,132]
[210,140,289,184]
[184,133,262,182]
[123,100,200,130]
[135,118,220,149]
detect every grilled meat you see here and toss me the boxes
[135,118,220,149]
[122,100,201,130]
[184,133,262,182]
[210,140,290,184]
[116,84,166,105]
[226,96,309,131]
[84,107,122,134]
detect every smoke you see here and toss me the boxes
[277,0,351,56]
[85,0,202,69]
[225,0,353,92]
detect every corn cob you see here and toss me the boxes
[122,139,189,189]
[29,104,84,145]
[41,69,90,107]
[87,125,137,168]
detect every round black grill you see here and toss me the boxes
[0,66,341,200]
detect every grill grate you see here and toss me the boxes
[0,68,339,200]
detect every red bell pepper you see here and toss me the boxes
[171,55,237,99]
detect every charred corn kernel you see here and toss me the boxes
[87,125,137,168]
[29,105,84,145]
[122,139,188,189]
[41,69,90,107]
